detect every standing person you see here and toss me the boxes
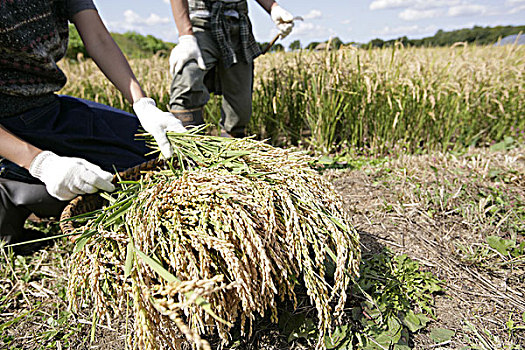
[168,0,295,137]
[0,0,187,252]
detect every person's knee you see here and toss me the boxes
[170,62,205,94]
[170,62,209,110]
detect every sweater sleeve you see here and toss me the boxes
[66,0,97,19]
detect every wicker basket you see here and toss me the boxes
[59,158,167,236]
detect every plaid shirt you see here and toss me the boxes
[189,0,261,68]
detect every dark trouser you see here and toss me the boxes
[0,95,153,245]
[169,19,254,138]
[0,179,67,245]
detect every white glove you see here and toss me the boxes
[29,151,115,201]
[169,35,206,76]
[270,5,294,38]
[133,97,187,158]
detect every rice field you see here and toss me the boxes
[1,45,523,349]
[60,45,525,154]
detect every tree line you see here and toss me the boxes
[365,25,525,48]
[66,24,525,60]
[229,25,525,52]
[66,25,173,60]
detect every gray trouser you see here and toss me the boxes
[0,178,67,244]
[169,19,254,137]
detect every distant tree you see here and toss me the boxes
[258,42,269,52]
[272,43,285,52]
[329,37,344,49]
[305,41,320,50]
[65,27,174,60]
[326,36,344,50]
[289,40,302,51]
[122,31,171,56]
[369,38,384,48]
[257,42,284,53]
[364,25,525,48]
[66,24,88,60]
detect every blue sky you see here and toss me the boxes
[93,0,525,47]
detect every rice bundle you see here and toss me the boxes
[66,131,361,349]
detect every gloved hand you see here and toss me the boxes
[270,5,294,38]
[28,151,115,201]
[133,97,187,158]
[169,35,206,76]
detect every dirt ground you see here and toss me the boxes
[1,146,524,349]
[325,147,525,349]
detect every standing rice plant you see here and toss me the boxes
[250,45,524,154]
[59,44,525,154]
[66,131,361,349]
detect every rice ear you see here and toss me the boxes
[67,133,361,349]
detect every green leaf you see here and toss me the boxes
[429,328,455,343]
[287,318,317,343]
[372,316,402,346]
[325,325,349,349]
[486,235,515,256]
[387,316,402,335]
[402,310,424,332]
[135,249,177,283]
[504,136,515,146]
[73,230,96,254]
[490,142,505,151]
[103,199,132,227]
[394,345,411,350]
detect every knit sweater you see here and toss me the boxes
[0,0,96,118]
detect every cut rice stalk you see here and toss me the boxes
[67,130,361,349]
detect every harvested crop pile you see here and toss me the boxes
[65,131,361,349]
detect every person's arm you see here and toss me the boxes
[0,126,114,201]
[169,0,193,37]
[0,126,41,169]
[71,9,145,104]
[167,0,206,75]
[72,9,186,158]
[255,0,278,14]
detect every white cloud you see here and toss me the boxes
[448,4,486,16]
[163,0,170,3]
[508,4,525,12]
[291,22,333,39]
[370,0,461,11]
[370,0,413,10]
[506,0,525,13]
[303,9,323,20]
[375,24,438,36]
[123,10,170,26]
[371,1,492,20]
[106,10,172,37]
[399,8,443,20]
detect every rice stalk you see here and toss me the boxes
[67,130,361,349]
